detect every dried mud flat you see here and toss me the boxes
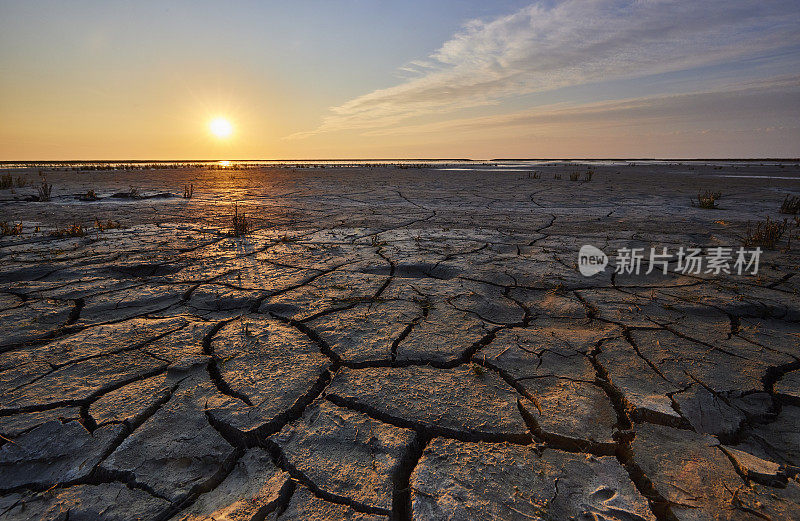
[1,162,799,520]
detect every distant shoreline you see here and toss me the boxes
[1,157,798,165]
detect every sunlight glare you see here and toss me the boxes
[209,117,233,139]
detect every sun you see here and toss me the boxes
[209,117,233,139]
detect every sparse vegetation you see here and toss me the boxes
[693,190,721,209]
[0,221,22,236]
[94,219,121,231]
[779,194,800,215]
[183,184,194,199]
[554,173,562,180]
[743,216,787,250]
[15,177,27,188]
[583,170,594,182]
[80,189,99,201]
[0,173,12,189]
[230,203,249,236]
[50,223,86,238]
[37,180,53,202]
[569,171,580,181]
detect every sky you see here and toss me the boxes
[1,0,799,159]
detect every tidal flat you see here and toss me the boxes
[1,161,799,520]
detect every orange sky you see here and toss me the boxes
[1,1,799,159]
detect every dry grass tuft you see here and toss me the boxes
[51,223,86,238]
[743,216,787,250]
[693,190,721,209]
[230,203,249,236]
[569,171,580,181]
[37,180,53,202]
[94,219,121,231]
[470,362,485,377]
[583,170,594,181]
[0,173,12,190]
[80,189,99,201]
[183,184,194,199]
[779,194,800,215]
[0,221,23,236]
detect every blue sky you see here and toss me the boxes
[1,0,799,158]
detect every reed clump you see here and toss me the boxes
[37,180,53,202]
[231,203,249,236]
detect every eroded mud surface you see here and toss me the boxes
[1,162,799,520]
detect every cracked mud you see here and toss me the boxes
[1,162,799,520]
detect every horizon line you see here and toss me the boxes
[1,157,799,164]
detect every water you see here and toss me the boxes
[1,159,797,170]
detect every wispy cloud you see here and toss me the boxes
[359,75,800,137]
[289,0,800,138]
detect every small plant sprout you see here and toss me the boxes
[693,190,721,209]
[242,321,253,337]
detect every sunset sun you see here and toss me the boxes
[209,117,233,139]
